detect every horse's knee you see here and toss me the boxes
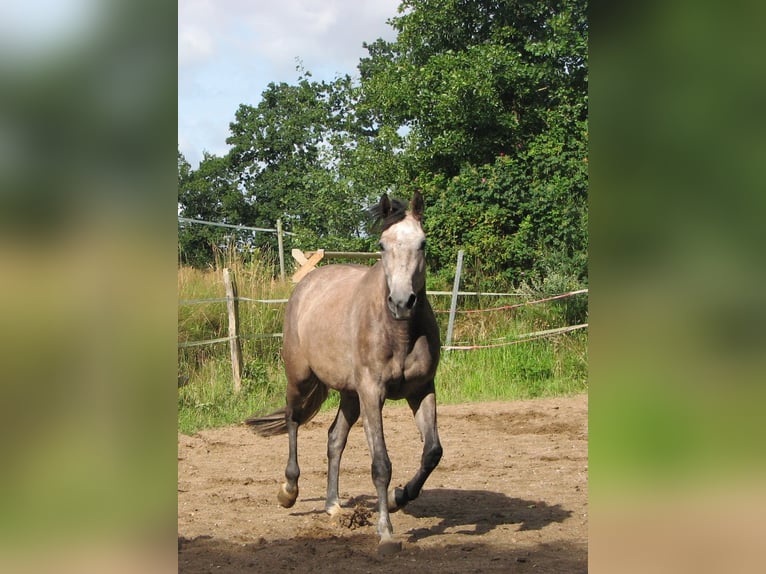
[371,454,392,485]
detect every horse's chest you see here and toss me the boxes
[403,347,437,381]
[383,336,437,397]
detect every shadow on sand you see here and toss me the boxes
[398,487,573,541]
[179,489,583,573]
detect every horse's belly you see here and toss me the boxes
[310,362,356,391]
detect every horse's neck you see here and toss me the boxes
[367,262,416,347]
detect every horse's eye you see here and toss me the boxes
[378,241,385,252]
[419,240,426,251]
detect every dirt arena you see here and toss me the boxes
[178,394,587,573]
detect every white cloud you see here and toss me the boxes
[177,0,222,67]
[178,25,213,66]
[178,0,401,167]
[245,0,399,78]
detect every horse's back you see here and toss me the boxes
[282,264,369,389]
[285,263,368,324]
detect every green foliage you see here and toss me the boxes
[356,0,588,289]
[178,150,257,267]
[225,71,382,253]
[421,148,587,291]
[178,0,588,294]
[359,0,587,175]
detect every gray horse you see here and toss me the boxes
[247,191,443,553]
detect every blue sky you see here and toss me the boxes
[178,0,401,168]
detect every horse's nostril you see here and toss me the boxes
[388,295,393,304]
[406,293,417,309]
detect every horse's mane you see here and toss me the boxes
[369,197,408,232]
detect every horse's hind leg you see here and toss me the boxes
[389,383,442,511]
[325,391,360,515]
[278,404,301,508]
[277,374,312,508]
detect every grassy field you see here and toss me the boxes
[178,255,587,434]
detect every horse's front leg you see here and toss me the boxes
[359,386,401,555]
[389,383,442,511]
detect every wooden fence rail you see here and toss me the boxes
[290,249,381,283]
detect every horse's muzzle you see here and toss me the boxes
[387,293,417,320]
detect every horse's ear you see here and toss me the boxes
[411,190,424,220]
[379,193,392,217]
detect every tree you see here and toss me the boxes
[360,0,586,175]
[178,1,588,287]
[177,150,254,267]
[357,0,588,288]
[225,72,378,252]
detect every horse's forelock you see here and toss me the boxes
[370,197,408,232]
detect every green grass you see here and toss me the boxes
[178,356,285,432]
[178,256,588,434]
[436,333,588,404]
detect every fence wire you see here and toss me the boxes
[178,289,587,350]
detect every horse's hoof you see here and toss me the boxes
[378,538,402,556]
[277,483,298,508]
[325,502,342,516]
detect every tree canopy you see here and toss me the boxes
[178,0,588,290]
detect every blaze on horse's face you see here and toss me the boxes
[379,205,427,321]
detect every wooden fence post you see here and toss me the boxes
[223,268,243,392]
[445,249,464,349]
[291,248,325,283]
[276,218,286,282]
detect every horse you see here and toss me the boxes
[246,191,442,554]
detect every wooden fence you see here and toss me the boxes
[290,248,380,282]
[178,249,588,392]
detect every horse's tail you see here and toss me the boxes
[245,379,329,437]
[244,408,287,436]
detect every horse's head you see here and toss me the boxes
[375,191,427,321]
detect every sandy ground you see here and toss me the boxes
[178,394,587,573]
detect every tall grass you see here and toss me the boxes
[178,251,587,434]
[178,248,291,432]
